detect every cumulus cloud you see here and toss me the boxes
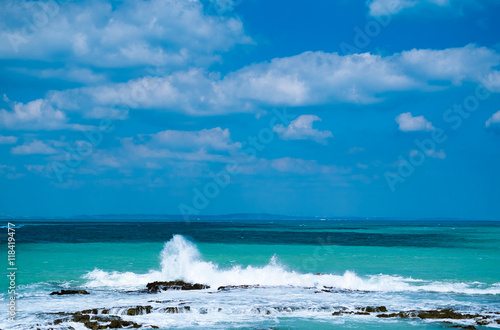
[2,44,498,130]
[47,69,253,116]
[42,44,499,118]
[0,0,250,68]
[482,70,500,92]
[398,45,497,85]
[11,140,57,155]
[0,135,18,144]
[151,127,241,152]
[0,99,84,130]
[93,127,241,168]
[485,110,500,127]
[273,115,333,144]
[396,112,435,132]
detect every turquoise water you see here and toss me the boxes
[1,220,499,329]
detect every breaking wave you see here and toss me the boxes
[83,235,500,295]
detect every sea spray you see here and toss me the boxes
[83,235,500,295]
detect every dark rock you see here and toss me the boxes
[108,320,141,328]
[217,285,260,291]
[50,290,90,295]
[82,309,99,314]
[377,312,411,318]
[72,314,91,323]
[417,309,477,320]
[83,321,101,330]
[376,309,478,321]
[272,306,301,312]
[146,281,209,293]
[252,307,271,315]
[69,312,143,329]
[163,306,191,313]
[91,316,121,322]
[321,286,370,293]
[360,306,387,313]
[127,306,152,316]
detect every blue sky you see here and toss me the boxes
[1,0,500,219]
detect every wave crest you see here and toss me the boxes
[83,235,500,295]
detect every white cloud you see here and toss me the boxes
[367,0,416,16]
[5,66,107,85]
[349,147,365,153]
[47,69,252,116]
[43,44,499,117]
[24,164,55,178]
[396,112,435,132]
[36,67,107,84]
[93,127,241,168]
[0,164,15,173]
[0,0,250,68]
[270,157,350,175]
[482,71,500,92]
[426,149,446,159]
[151,127,241,152]
[0,164,23,179]
[238,157,351,176]
[11,140,57,155]
[273,115,333,144]
[1,44,497,130]
[0,135,18,144]
[0,99,85,130]
[84,107,128,120]
[225,51,419,105]
[398,45,496,85]
[485,110,500,127]
[410,149,446,159]
[367,0,456,16]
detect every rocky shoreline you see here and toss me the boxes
[45,281,500,330]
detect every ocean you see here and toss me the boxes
[1,220,499,329]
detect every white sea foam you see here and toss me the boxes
[83,235,500,295]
